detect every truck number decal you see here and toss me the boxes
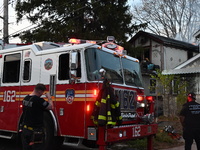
[115,89,136,109]
[132,126,141,137]
[3,91,16,102]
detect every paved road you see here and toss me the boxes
[161,142,196,150]
[3,137,198,150]
[0,138,139,150]
[0,138,88,150]
[0,138,136,150]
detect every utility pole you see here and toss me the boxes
[3,0,9,44]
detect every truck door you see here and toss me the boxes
[0,52,22,131]
[55,51,85,137]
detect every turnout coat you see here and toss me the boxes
[91,79,122,126]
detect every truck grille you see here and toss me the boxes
[114,89,137,121]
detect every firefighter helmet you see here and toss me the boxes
[188,92,196,100]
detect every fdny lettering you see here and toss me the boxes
[189,105,200,110]
[23,100,33,107]
[189,105,200,114]
[3,90,16,102]
[132,126,141,137]
[191,111,200,114]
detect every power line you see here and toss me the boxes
[8,24,37,37]
[8,0,101,39]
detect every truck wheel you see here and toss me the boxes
[43,111,63,150]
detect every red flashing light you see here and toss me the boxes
[137,95,144,102]
[117,45,124,51]
[93,89,98,96]
[69,38,81,44]
[87,104,90,112]
[146,96,154,101]
[20,104,23,108]
[69,38,96,44]
[0,55,2,58]
[86,40,96,44]
[89,132,95,136]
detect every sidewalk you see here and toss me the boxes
[161,142,196,150]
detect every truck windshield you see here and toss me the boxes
[85,48,143,87]
[122,58,143,87]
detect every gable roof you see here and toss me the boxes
[162,67,200,75]
[129,31,198,52]
[162,53,200,75]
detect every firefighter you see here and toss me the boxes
[179,92,200,150]
[21,83,53,150]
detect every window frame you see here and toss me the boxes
[2,53,21,83]
[23,59,32,82]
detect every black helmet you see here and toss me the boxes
[188,92,196,99]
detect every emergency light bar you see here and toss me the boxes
[69,37,125,54]
[69,38,96,44]
[102,42,124,52]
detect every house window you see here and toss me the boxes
[172,79,178,94]
[150,78,156,94]
[187,51,193,60]
[3,53,21,83]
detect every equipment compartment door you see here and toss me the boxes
[55,83,86,137]
[55,51,85,137]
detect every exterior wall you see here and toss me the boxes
[163,46,188,70]
[142,74,150,96]
[151,41,162,69]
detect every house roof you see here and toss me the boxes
[129,31,199,52]
[162,67,200,75]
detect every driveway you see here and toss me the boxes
[161,142,196,150]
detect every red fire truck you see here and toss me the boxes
[0,37,157,150]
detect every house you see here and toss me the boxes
[163,51,200,102]
[129,31,199,96]
[162,30,200,101]
[129,31,199,116]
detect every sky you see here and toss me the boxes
[0,0,37,43]
[0,0,135,43]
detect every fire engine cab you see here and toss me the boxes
[0,37,157,150]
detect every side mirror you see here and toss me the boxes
[71,52,78,70]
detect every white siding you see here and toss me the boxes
[151,41,161,68]
[163,47,188,70]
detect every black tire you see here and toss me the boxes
[43,111,64,150]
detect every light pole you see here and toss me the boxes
[3,0,9,44]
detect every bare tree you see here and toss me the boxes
[132,0,200,42]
